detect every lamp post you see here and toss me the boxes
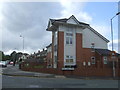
[20,35,24,53]
[111,12,120,78]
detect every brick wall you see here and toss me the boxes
[21,62,120,77]
[76,33,82,65]
[57,31,64,69]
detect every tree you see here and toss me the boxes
[10,51,17,66]
[0,51,5,61]
[0,51,3,60]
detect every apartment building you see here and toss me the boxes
[46,15,119,71]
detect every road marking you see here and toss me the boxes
[28,85,40,88]
[34,73,41,77]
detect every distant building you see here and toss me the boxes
[19,53,29,61]
[46,43,52,68]
[46,15,119,71]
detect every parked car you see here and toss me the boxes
[0,61,7,67]
[9,61,14,65]
[6,60,10,64]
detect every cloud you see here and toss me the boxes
[108,39,118,52]
[1,2,62,54]
[1,1,118,55]
[60,1,92,23]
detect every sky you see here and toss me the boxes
[0,1,119,55]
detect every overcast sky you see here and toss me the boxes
[0,1,119,55]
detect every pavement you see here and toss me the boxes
[1,64,119,80]
[1,64,65,78]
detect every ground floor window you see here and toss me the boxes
[91,56,95,64]
[103,56,107,64]
[65,55,73,63]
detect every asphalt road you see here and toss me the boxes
[1,65,119,88]
[2,74,119,88]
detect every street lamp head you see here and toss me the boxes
[116,12,120,15]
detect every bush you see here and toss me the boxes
[33,65,44,68]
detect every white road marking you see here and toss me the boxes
[34,73,41,77]
[7,76,13,78]
[28,85,40,88]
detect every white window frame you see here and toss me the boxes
[103,56,107,64]
[91,56,95,64]
[65,55,74,63]
[66,32,73,45]
[91,43,95,52]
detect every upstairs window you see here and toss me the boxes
[66,33,73,45]
[103,56,107,64]
[91,43,95,52]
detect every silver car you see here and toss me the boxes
[0,61,7,67]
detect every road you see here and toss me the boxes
[1,65,119,88]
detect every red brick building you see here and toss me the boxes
[46,43,52,68]
[21,15,120,77]
[46,15,120,77]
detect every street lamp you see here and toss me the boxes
[20,35,24,53]
[111,12,120,78]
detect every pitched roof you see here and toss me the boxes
[50,18,68,23]
[46,43,52,48]
[50,15,89,26]
[95,49,119,56]
[95,49,111,55]
[48,15,109,43]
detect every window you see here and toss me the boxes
[66,37,69,44]
[65,55,73,63]
[54,45,57,51]
[66,33,73,45]
[103,56,107,64]
[54,56,57,63]
[91,43,95,52]
[91,57,95,64]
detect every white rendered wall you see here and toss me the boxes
[82,28,108,49]
[59,25,83,66]
[64,27,76,66]
[67,17,78,25]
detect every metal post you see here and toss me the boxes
[20,35,24,53]
[23,37,24,53]
[110,12,120,78]
[110,18,115,78]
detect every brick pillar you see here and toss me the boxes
[76,33,82,66]
[57,31,64,69]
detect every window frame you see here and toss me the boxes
[91,56,96,64]
[66,32,73,45]
[65,55,74,63]
[103,56,108,64]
